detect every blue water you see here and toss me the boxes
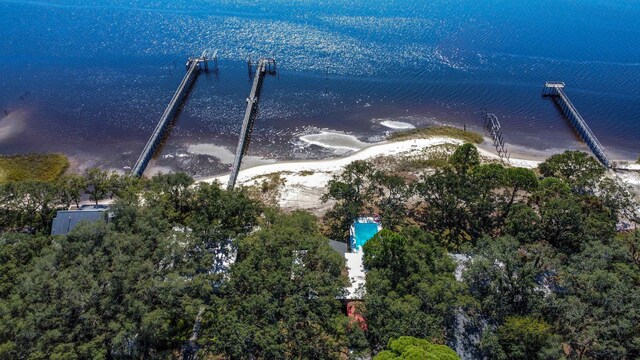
[1,0,639,174]
[351,222,380,251]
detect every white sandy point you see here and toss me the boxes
[379,120,416,130]
[203,137,460,186]
[202,137,544,187]
[299,131,369,151]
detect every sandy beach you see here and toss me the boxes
[198,135,547,214]
[195,131,640,215]
[202,136,543,185]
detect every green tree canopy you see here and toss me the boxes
[363,228,466,352]
[374,336,460,360]
[495,316,559,360]
[209,211,349,359]
[322,160,380,241]
[449,143,480,173]
[538,151,605,192]
[0,176,265,359]
[84,168,112,205]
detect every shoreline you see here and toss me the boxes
[190,123,632,186]
[195,135,640,215]
[195,135,549,215]
[199,136,545,186]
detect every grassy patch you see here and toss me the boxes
[260,173,286,194]
[388,125,484,144]
[395,157,449,171]
[244,172,287,206]
[299,170,315,176]
[371,143,458,172]
[0,153,69,184]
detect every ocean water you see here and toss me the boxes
[1,0,639,175]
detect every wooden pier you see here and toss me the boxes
[227,58,277,190]
[483,111,510,164]
[131,50,218,177]
[543,82,611,168]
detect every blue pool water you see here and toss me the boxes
[1,0,639,174]
[351,222,380,251]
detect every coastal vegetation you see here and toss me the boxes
[371,143,458,172]
[0,146,638,359]
[374,336,461,360]
[322,147,639,358]
[361,229,465,353]
[387,125,484,144]
[244,171,287,205]
[0,153,68,184]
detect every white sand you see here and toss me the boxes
[203,137,544,187]
[618,164,640,171]
[201,136,544,215]
[275,172,335,212]
[502,157,541,169]
[379,120,416,130]
[204,137,469,186]
[299,131,369,151]
[187,143,275,167]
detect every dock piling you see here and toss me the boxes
[483,110,510,164]
[542,82,611,168]
[131,50,218,177]
[227,58,277,190]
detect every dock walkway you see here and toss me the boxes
[543,82,611,168]
[227,58,277,190]
[131,50,217,177]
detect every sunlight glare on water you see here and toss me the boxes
[1,0,639,174]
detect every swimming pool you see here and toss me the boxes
[350,222,381,252]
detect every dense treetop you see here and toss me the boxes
[374,336,461,360]
[1,147,639,359]
[322,147,639,359]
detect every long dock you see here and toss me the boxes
[543,82,611,168]
[131,50,218,177]
[227,58,277,190]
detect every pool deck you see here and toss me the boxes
[344,250,366,300]
[343,216,382,300]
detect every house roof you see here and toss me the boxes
[51,208,108,236]
[344,251,366,300]
[328,239,348,255]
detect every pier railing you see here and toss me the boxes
[482,111,510,164]
[543,82,611,168]
[227,58,277,190]
[131,50,217,177]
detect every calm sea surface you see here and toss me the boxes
[1,0,639,175]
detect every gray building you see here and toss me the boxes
[328,239,348,255]
[51,205,110,236]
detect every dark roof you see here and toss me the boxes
[79,204,109,210]
[328,240,348,255]
[51,209,108,236]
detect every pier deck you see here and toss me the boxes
[227,58,277,190]
[543,82,611,168]
[131,50,217,177]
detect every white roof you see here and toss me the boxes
[344,250,366,300]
